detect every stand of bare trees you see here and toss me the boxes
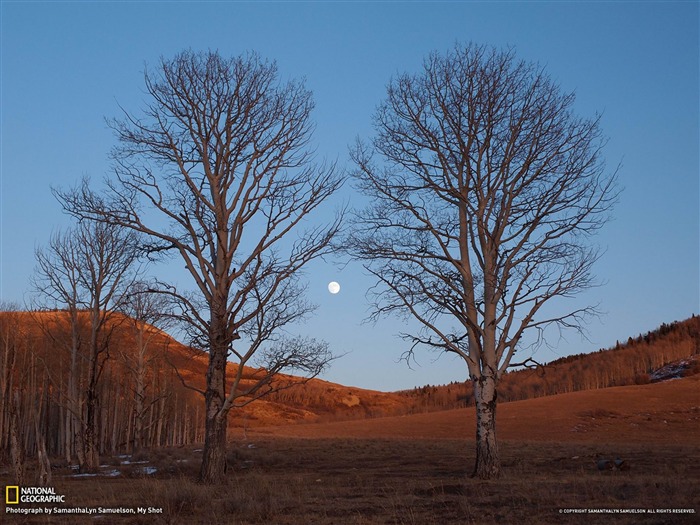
[55,50,343,484]
[0,305,20,456]
[31,221,140,471]
[347,43,618,479]
[119,281,173,452]
[0,308,210,472]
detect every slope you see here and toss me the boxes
[251,374,700,444]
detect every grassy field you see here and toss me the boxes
[2,437,699,525]
[2,376,699,524]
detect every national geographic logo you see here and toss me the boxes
[5,486,66,504]
[5,486,18,504]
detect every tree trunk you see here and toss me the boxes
[198,329,229,484]
[10,393,25,485]
[34,401,51,486]
[155,387,166,447]
[472,373,501,479]
[81,387,100,471]
[69,313,83,467]
[134,369,145,450]
[199,412,227,484]
[111,380,121,452]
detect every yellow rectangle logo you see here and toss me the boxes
[5,485,19,504]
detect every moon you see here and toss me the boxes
[328,281,340,294]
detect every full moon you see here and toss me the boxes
[328,281,341,294]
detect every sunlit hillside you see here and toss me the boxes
[0,309,416,460]
[395,315,700,411]
[253,373,700,444]
[1,310,698,462]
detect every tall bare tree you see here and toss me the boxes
[56,50,343,484]
[348,43,618,479]
[32,221,140,471]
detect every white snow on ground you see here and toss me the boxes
[66,458,156,478]
[68,465,159,478]
[650,357,698,382]
[69,469,120,478]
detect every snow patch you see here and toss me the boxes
[70,469,121,478]
[650,357,696,382]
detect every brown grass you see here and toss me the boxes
[2,377,699,524]
[251,375,700,444]
[2,439,698,524]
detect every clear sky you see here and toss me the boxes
[1,1,698,391]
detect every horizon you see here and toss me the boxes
[1,1,698,391]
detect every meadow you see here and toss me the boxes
[2,438,698,525]
[3,375,699,524]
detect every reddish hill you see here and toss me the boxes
[396,315,700,411]
[2,309,698,461]
[0,309,415,459]
[157,324,416,426]
[252,374,700,444]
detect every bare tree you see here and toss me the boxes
[33,376,52,486]
[118,281,173,451]
[32,221,140,471]
[9,391,25,485]
[32,228,86,466]
[348,43,618,479]
[55,50,343,484]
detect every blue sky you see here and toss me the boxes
[1,1,698,391]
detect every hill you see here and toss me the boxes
[0,309,415,461]
[252,374,700,444]
[395,315,700,411]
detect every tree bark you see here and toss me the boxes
[199,418,226,485]
[199,320,229,484]
[199,412,227,484]
[9,392,25,485]
[133,325,145,451]
[34,393,51,486]
[82,379,100,471]
[155,377,167,447]
[472,374,501,479]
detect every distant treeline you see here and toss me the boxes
[396,316,700,410]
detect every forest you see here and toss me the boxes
[0,309,206,477]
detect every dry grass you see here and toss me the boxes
[2,438,698,524]
[3,377,699,523]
